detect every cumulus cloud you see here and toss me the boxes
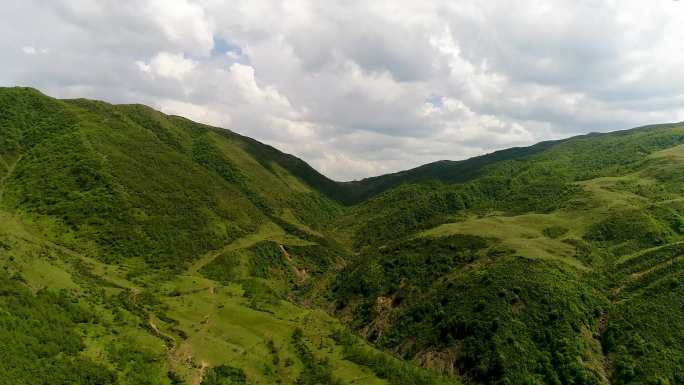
[136,52,197,80]
[2,0,684,180]
[157,99,228,127]
[142,0,214,57]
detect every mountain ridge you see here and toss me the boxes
[8,86,683,207]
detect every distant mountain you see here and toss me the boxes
[3,87,684,385]
[339,139,559,203]
[340,125,682,204]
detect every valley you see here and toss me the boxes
[2,87,684,384]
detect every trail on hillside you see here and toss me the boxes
[148,315,177,350]
[172,257,223,385]
[168,281,218,385]
[618,241,684,265]
[195,361,210,385]
[590,239,684,384]
[656,197,684,205]
[188,224,275,274]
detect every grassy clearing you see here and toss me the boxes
[422,212,589,269]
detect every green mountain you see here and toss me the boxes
[0,87,452,385]
[2,87,684,385]
[331,123,684,384]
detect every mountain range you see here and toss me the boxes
[2,87,684,385]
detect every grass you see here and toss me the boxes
[162,286,386,384]
[422,212,588,269]
[0,204,406,385]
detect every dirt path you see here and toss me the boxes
[616,241,684,265]
[148,315,177,350]
[7,197,221,385]
[165,266,220,385]
[162,224,276,383]
[188,246,232,275]
[195,361,210,385]
[629,255,684,280]
[188,224,274,274]
[168,281,218,385]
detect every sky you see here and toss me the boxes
[3,1,684,181]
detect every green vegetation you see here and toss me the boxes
[201,365,249,385]
[342,123,684,203]
[584,208,670,247]
[0,272,116,385]
[4,87,684,384]
[332,236,606,384]
[543,226,569,239]
[1,88,344,270]
[332,328,457,385]
[329,122,684,383]
[291,328,343,385]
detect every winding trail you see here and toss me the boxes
[169,280,218,385]
[188,223,276,274]
[170,256,224,385]
[617,241,684,265]
[196,361,210,385]
[148,315,177,350]
[655,197,684,205]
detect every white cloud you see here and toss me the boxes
[157,99,228,127]
[3,0,684,180]
[227,63,296,115]
[143,0,214,57]
[136,52,197,81]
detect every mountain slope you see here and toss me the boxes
[4,87,684,385]
[0,87,345,268]
[339,124,682,203]
[339,139,560,203]
[0,87,455,385]
[330,125,684,384]
[334,122,684,247]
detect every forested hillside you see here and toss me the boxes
[0,88,454,385]
[2,87,684,384]
[331,123,684,384]
[0,87,346,267]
